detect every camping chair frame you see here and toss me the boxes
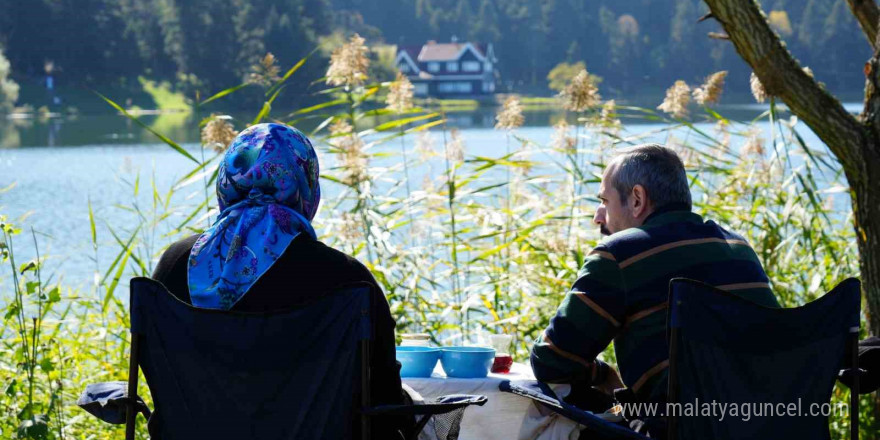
[122,330,378,439]
[666,280,861,440]
[119,278,485,440]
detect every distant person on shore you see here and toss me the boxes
[530,144,780,437]
[152,123,410,439]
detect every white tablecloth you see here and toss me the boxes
[402,363,582,440]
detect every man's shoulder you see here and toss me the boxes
[596,215,743,260]
[594,226,652,254]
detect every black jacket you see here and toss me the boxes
[152,233,409,438]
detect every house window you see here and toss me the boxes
[414,83,428,96]
[446,62,459,72]
[462,61,480,72]
[484,62,492,72]
[437,82,454,93]
[399,64,409,73]
[428,62,440,72]
[438,81,473,93]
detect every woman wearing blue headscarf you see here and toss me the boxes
[152,123,410,438]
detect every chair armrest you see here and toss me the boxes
[77,381,151,424]
[363,394,488,417]
[365,394,488,440]
[838,367,868,379]
[500,380,650,440]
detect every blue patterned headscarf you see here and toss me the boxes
[188,123,321,310]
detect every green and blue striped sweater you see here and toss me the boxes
[530,209,780,401]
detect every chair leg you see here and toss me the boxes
[667,326,679,440]
[406,415,432,440]
[125,333,140,440]
[850,331,859,440]
[361,339,371,440]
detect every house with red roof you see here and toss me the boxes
[395,40,497,98]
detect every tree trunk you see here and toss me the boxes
[856,40,880,336]
[848,142,880,434]
[702,0,880,335]
[854,167,880,334]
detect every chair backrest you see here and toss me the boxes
[667,277,861,440]
[128,277,372,440]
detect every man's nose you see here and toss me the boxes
[594,206,606,225]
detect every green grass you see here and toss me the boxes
[519,96,557,104]
[414,97,480,111]
[518,95,560,110]
[137,77,191,112]
[10,75,192,115]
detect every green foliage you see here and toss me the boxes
[138,77,191,112]
[369,44,399,83]
[768,10,794,36]
[547,62,602,92]
[347,0,865,94]
[0,47,19,112]
[0,0,329,110]
[0,0,869,108]
[1,220,75,439]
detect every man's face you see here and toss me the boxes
[594,172,638,236]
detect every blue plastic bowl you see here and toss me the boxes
[396,346,441,377]
[440,346,496,378]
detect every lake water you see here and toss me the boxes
[0,103,856,290]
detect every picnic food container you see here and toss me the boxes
[396,346,441,377]
[399,333,432,347]
[440,346,496,378]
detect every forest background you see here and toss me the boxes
[0,0,870,112]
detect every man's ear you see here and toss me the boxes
[630,184,649,218]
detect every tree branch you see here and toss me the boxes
[701,0,866,171]
[845,0,880,49]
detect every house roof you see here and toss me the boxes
[473,43,491,58]
[416,42,488,62]
[419,43,466,61]
[395,42,496,80]
[398,45,422,63]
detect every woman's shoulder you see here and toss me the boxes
[170,234,200,255]
[290,236,377,283]
[153,234,199,280]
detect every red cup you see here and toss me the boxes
[491,354,513,374]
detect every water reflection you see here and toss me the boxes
[0,111,196,148]
[47,118,62,147]
[0,103,799,149]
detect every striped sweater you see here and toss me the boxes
[530,209,779,401]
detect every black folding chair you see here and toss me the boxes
[501,278,863,440]
[667,277,861,440]
[78,277,485,439]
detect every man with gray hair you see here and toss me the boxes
[531,144,779,434]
